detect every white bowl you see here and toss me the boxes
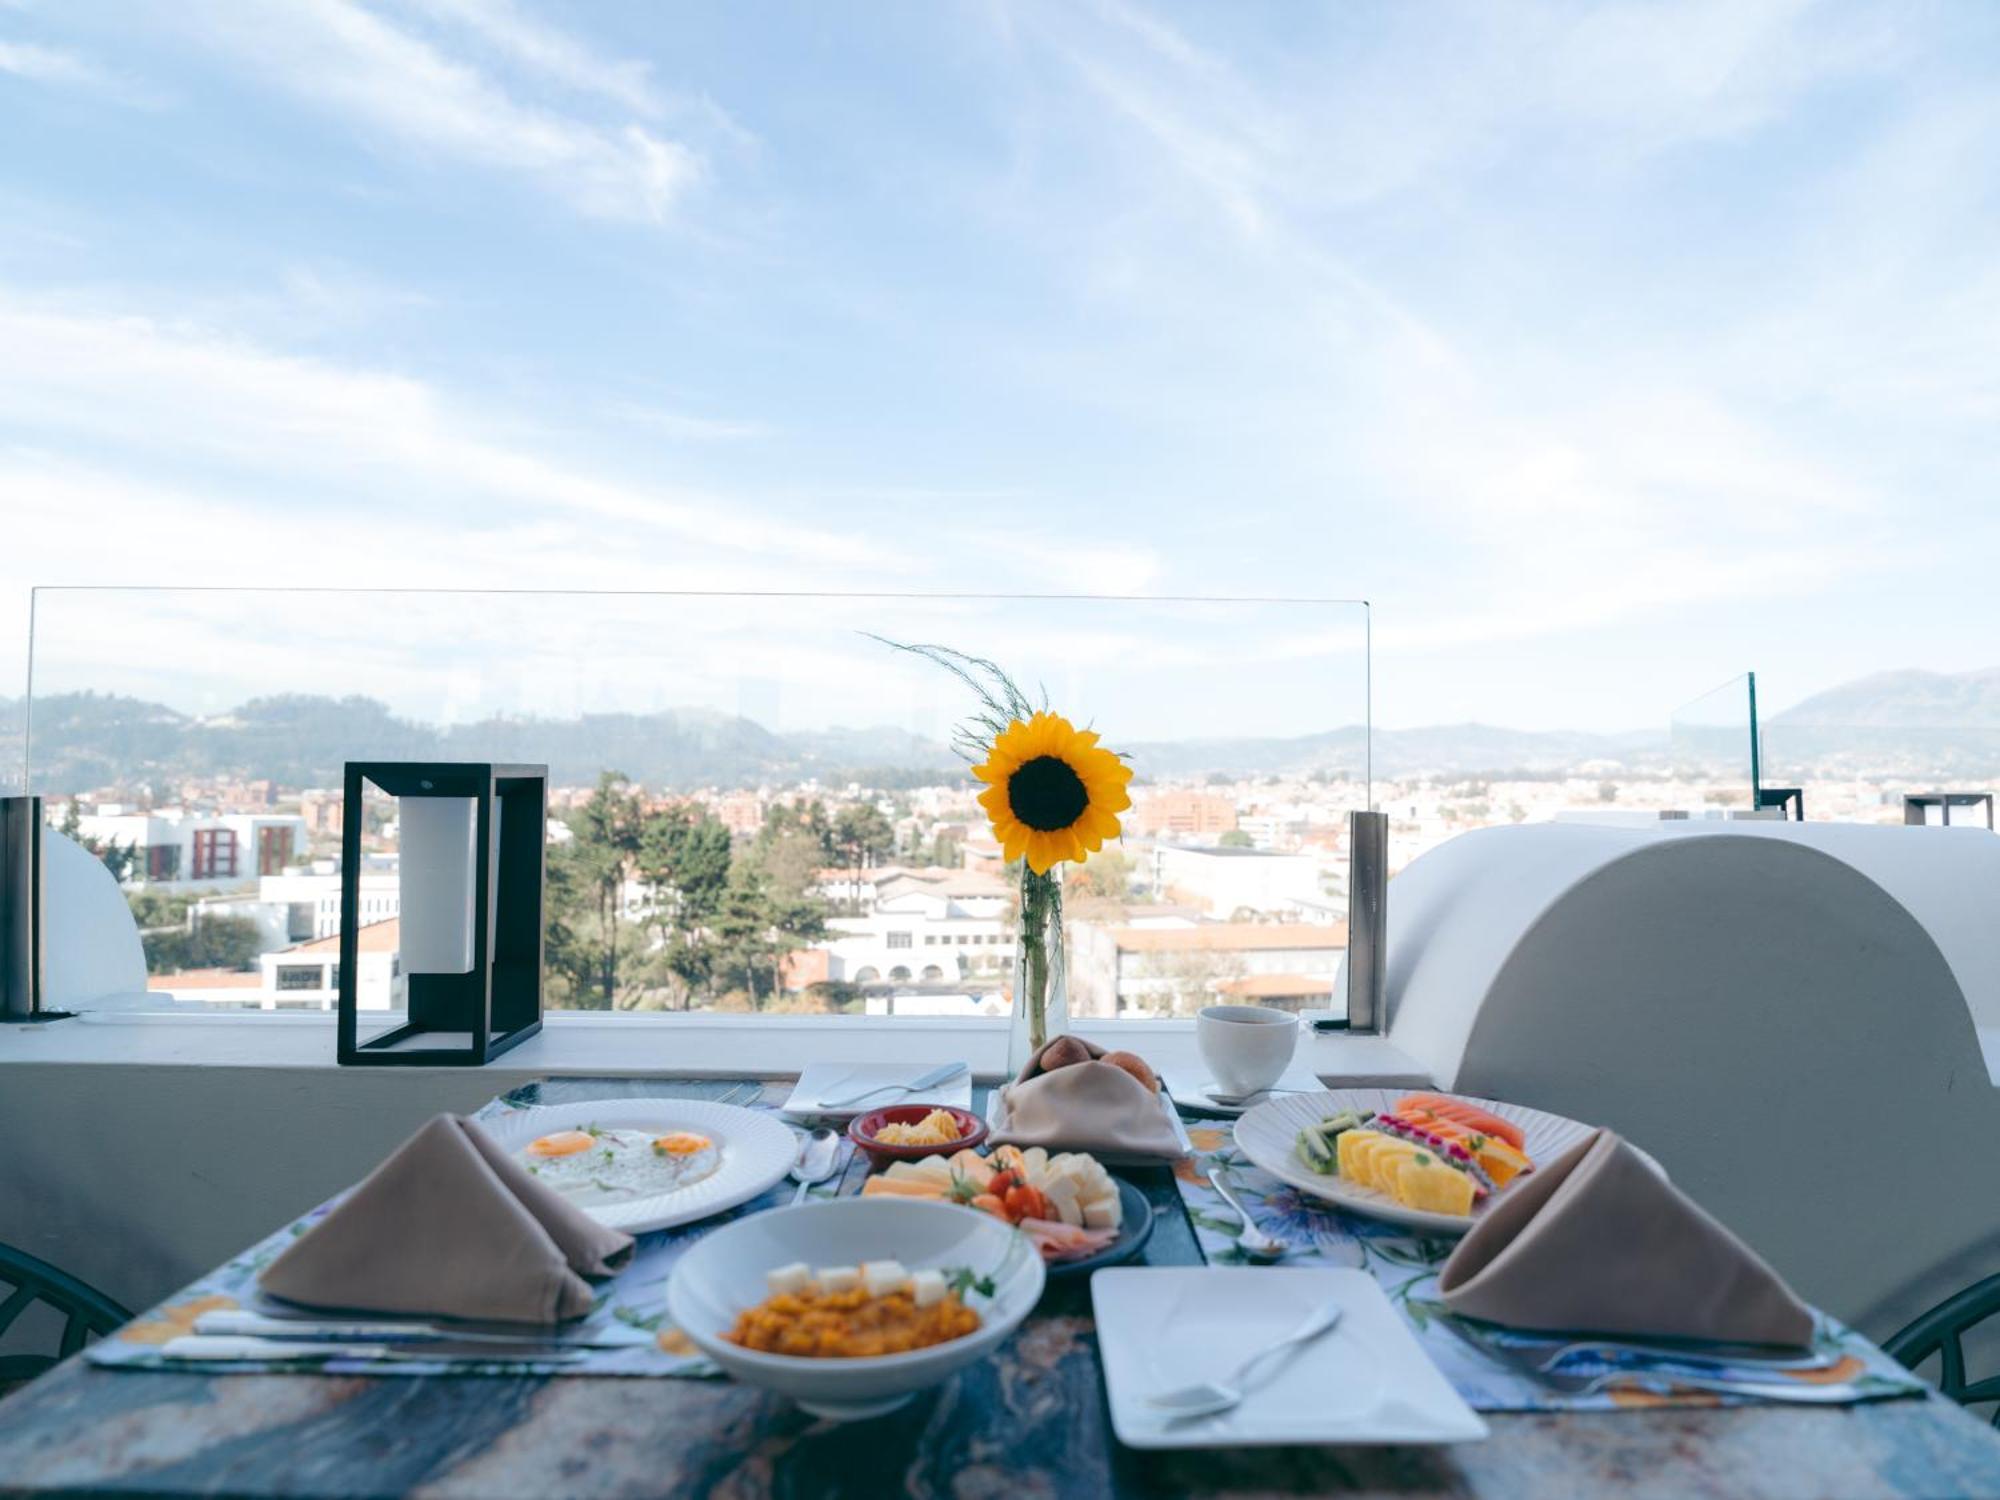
[666,1198,1046,1421]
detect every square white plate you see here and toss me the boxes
[1091,1268,1488,1448]
[779,1062,973,1120]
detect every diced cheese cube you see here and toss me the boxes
[817,1265,860,1293]
[1022,1147,1049,1178]
[1055,1195,1084,1227]
[909,1269,947,1308]
[1081,1194,1121,1230]
[766,1261,812,1297]
[860,1259,909,1297]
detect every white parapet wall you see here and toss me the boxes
[1378,820,2000,1338]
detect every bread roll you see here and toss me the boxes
[1100,1049,1159,1093]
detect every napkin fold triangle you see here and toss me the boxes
[260,1114,634,1324]
[1438,1127,1814,1348]
[990,1036,1184,1158]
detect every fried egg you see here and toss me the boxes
[517,1124,721,1205]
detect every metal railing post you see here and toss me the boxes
[1344,809,1387,1034]
[1,795,44,1020]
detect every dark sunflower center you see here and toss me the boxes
[1008,754,1090,832]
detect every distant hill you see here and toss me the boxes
[1771,668,2000,728]
[10,665,2000,793]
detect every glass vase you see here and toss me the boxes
[1007,864,1069,1076]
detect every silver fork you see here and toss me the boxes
[1437,1318,1855,1404]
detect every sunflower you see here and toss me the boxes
[973,710,1133,875]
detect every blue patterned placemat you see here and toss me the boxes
[88,1093,841,1378]
[1173,1120,1926,1413]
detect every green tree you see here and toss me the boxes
[142,914,260,974]
[635,803,733,1008]
[1067,846,1135,902]
[555,772,645,1007]
[832,803,895,870]
[58,800,136,883]
[1218,828,1254,848]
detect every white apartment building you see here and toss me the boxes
[75,807,310,891]
[1150,843,1337,923]
[819,870,1012,985]
[1068,918,1349,1018]
[256,918,405,1011]
[193,866,400,953]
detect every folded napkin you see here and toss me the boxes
[1438,1128,1814,1348]
[260,1114,634,1324]
[990,1037,1184,1159]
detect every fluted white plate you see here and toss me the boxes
[1232,1088,1596,1236]
[481,1099,800,1234]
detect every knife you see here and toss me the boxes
[817,1061,968,1111]
[197,1310,650,1348]
[161,1334,590,1363]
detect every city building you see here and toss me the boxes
[256,918,406,1011]
[1149,843,1336,923]
[811,868,1012,987]
[1128,789,1238,838]
[75,807,310,890]
[1068,919,1348,1018]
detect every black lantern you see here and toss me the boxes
[337,762,546,1066]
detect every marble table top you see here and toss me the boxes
[3,1077,1998,1500]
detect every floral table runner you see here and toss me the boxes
[1173,1120,1926,1412]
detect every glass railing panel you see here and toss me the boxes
[1667,672,1759,812]
[24,588,1370,1020]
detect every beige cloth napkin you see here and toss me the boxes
[1438,1128,1814,1347]
[990,1037,1185,1158]
[260,1114,635,1324]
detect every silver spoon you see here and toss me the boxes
[1206,1169,1287,1262]
[789,1127,842,1204]
[1147,1302,1343,1419]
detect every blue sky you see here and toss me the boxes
[2,0,1997,735]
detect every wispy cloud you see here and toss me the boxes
[610,402,770,444]
[0,37,155,103]
[184,0,701,222]
[0,288,889,568]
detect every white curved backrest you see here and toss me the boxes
[1381,822,2000,1335]
[42,827,148,1008]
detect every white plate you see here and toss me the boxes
[1233,1088,1595,1236]
[1092,1268,1487,1448]
[779,1062,973,1121]
[668,1197,1045,1421]
[480,1099,800,1234]
[1162,1058,1327,1116]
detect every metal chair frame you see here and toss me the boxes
[0,1242,132,1386]
[1885,1272,2000,1426]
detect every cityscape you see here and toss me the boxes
[52,741,1951,1023]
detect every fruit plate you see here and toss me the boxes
[1046,1178,1154,1280]
[1232,1089,1596,1236]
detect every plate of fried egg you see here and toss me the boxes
[486,1098,802,1233]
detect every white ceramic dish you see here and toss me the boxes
[780,1063,974,1121]
[480,1099,799,1234]
[666,1198,1045,1421]
[1233,1088,1595,1236]
[1163,1058,1327,1116]
[1092,1268,1487,1448]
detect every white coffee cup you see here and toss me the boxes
[1197,1004,1299,1096]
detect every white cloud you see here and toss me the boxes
[0,37,154,103]
[389,0,666,117]
[184,0,700,222]
[0,291,890,569]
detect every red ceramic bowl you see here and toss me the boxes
[848,1104,988,1168]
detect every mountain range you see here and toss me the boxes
[1,664,1996,792]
